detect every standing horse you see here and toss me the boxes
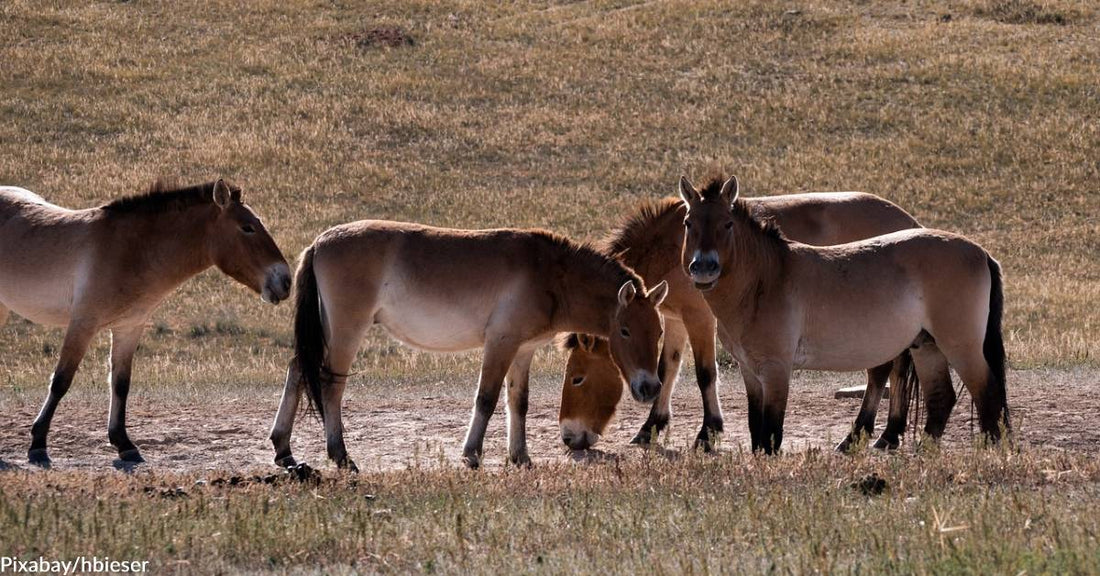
[679,175,1008,453]
[559,192,923,452]
[269,221,668,470]
[0,180,291,466]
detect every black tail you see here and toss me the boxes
[293,246,327,419]
[984,256,1009,433]
[895,349,921,437]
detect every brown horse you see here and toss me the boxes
[0,180,291,466]
[268,221,668,470]
[559,193,923,452]
[680,175,1008,453]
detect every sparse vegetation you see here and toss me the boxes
[1,1,1097,573]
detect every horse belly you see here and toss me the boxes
[375,288,491,352]
[796,301,923,371]
[0,267,76,327]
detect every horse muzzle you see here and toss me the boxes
[560,420,599,450]
[629,371,661,403]
[261,263,292,304]
[688,252,721,291]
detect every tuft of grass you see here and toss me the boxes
[972,0,1076,25]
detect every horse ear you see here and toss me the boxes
[577,334,597,352]
[647,280,669,306]
[721,175,740,207]
[230,186,242,203]
[617,281,637,307]
[678,176,699,204]
[212,179,231,208]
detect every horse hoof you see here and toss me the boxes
[462,453,481,470]
[835,437,854,453]
[873,438,899,451]
[694,437,718,454]
[510,454,533,468]
[118,449,145,463]
[275,455,298,468]
[630,431,654,445]
[337,459,359,474]
[27,449,51,468]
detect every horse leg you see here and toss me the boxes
[505,349,535,467]
[838,360,893,452]
[320,331,363,471]
[462,339,520,469]
[687,312,722,452]
[270,359,303,467]
[740,366,766,453]
[631,318,687,445]
[759,365,792,455]
[912,340,955,441]
[107,325,145,462]
[874,350,916,450]
[938,343,1001,442]
[29,320,97,466]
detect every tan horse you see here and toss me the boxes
[0,180,291,466]
[680,175,1008,453]
[269,221,668,470]
[559,193,923,452]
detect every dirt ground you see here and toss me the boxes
[1,367,1097,474]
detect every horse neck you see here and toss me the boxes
[101,205,218,287]
[714,215,789,332]
[554,251,636,337]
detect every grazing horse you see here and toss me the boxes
[0,180,291,466]
[679,175,1008,453]
[269,221,668,470]
[559,193,924,452]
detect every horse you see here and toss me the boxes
[0,180,291,466]
[679,175,1008,453]
[558,192,924,452]
[268,221,668,470]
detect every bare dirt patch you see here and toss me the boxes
[1,368,1095,475]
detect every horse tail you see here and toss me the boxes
[983,255,1009,433]
[894,348,921,436]
[293,245,327,419]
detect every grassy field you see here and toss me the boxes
[1,0,1098,573]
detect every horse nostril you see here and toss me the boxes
[689,260,701,274]
[281,276,292,292]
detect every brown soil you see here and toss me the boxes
[0,368,1096,474]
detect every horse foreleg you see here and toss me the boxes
[29,320,97,466]
[632,319,687,446]
[740,367,766,453]
[913,341,955,441]
[107,325,145,462]
[838,360,892,452]
[874,352,915,450]
[505,350,534,467]
[270,359,303,467]
[688,313,722,452]
[462,340,519,469]
[757,363,792,455]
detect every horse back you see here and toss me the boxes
[751,192,921,246]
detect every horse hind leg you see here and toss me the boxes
[462,338,520,469]
[270,359,304,467]
[838,360,892,453]
[912,339,955,441]
[29,320,97,466]
[320,329,365,472]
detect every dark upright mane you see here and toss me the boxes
[101,180,234,213]
[599,197,685,271]
[696,175,788,244]
[535,229,643,292]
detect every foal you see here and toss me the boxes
[680,175,1008,453]
[559,192,922,452]
[269,221,667,470]
[0,180,291,465]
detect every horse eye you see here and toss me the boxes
[571,376,585,387]
[620,327,630,338]
[684,220,693,229]
[241,224,256,234]
[724,221,734,230]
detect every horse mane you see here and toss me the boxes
[599,197,684,269]
[101,180,234,213]
[696,175,788,244]
[535,229,643,291]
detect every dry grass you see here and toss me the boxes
[2,447,1099,574]
[1,1,1098,573]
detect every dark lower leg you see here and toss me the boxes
[695,364,723,451]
